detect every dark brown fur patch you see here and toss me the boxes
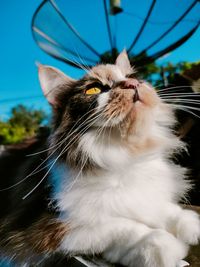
[0,214,69,261]
[27,215,69,253]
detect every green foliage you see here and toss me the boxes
[161,61,198,77]
[138,60,200,86]
[135,62,160,84]
[0,105,47,145]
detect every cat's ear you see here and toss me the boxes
[115,50,132,71]
[38,64,74,106]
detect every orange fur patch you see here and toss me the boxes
[104,89,133,120]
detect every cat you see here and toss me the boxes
[0,50,200,267]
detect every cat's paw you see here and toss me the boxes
[176,209,200,245]
[177,260,190,267]
[122,230,188,267]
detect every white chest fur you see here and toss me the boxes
[53,155,186,230]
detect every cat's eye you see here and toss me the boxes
[85,87,101,95]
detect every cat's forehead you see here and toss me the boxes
[88,64,129,86]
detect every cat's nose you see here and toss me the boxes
[121,79,140,90]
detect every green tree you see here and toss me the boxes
[139,61,200,87]
[0,105,47,145]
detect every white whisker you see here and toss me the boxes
[159,95,200,99]
[169,104,200,119]
[22,112,103,199]
[26,105,98,156]
[161,99,200,104]
[157,85,199,92]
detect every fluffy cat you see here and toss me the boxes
[0,51,199,267]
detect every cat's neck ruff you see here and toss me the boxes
[50,128,187,223]
[50,122,184,201]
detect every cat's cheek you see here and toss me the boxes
[137,86,160,108]
[97,92,110,110]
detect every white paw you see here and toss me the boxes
[176,210,200,245]
[177,260,190,267]
[122,230,188,267]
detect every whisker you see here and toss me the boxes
[73,46,91,73]
[22,146,68,200]
[161,97,200,104]
[26,110,100,170]
[0,108,100,192]
[156,85,196,92]
[66,153,89,192]
[60,112,104,156]
[165,101,200,105]
[58,53,89,73]
[70,40,97,77]
[159,94,200,98]
[169,102,200,107]
[169,104,200,119]
[26,105,98,156]
[26,133,66,157]
[45,111,102,163]
[95,116,113,141]
[0,162,52,192]
[164,103,200,112]
[71,55,89,74]
[22,112,103,199]
[0,143,64,192]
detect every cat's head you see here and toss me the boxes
[38,51,180,170]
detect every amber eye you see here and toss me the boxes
[85,87,101,95]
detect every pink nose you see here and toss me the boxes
[121,79,140,89]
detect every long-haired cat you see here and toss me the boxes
[0,51,199,267]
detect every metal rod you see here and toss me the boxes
[33,26,97,64]
[128,0,156,53]
[147,22,200,62]
[49,0,101,58]
[103,0,114,52]
[138,0,198,55]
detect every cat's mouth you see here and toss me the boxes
[102,85,160,128]
[132,85,160,108]
[133,89,140,103]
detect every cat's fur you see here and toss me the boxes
[0,51,200,267]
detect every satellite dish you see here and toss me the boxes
[32,0,200,68]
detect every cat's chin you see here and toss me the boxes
[132,100,144,109]
[100,104,151,133]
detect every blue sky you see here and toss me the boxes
[0,0,200,121]
[0,0,84,120]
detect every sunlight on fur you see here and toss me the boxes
[0,51,199,267]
